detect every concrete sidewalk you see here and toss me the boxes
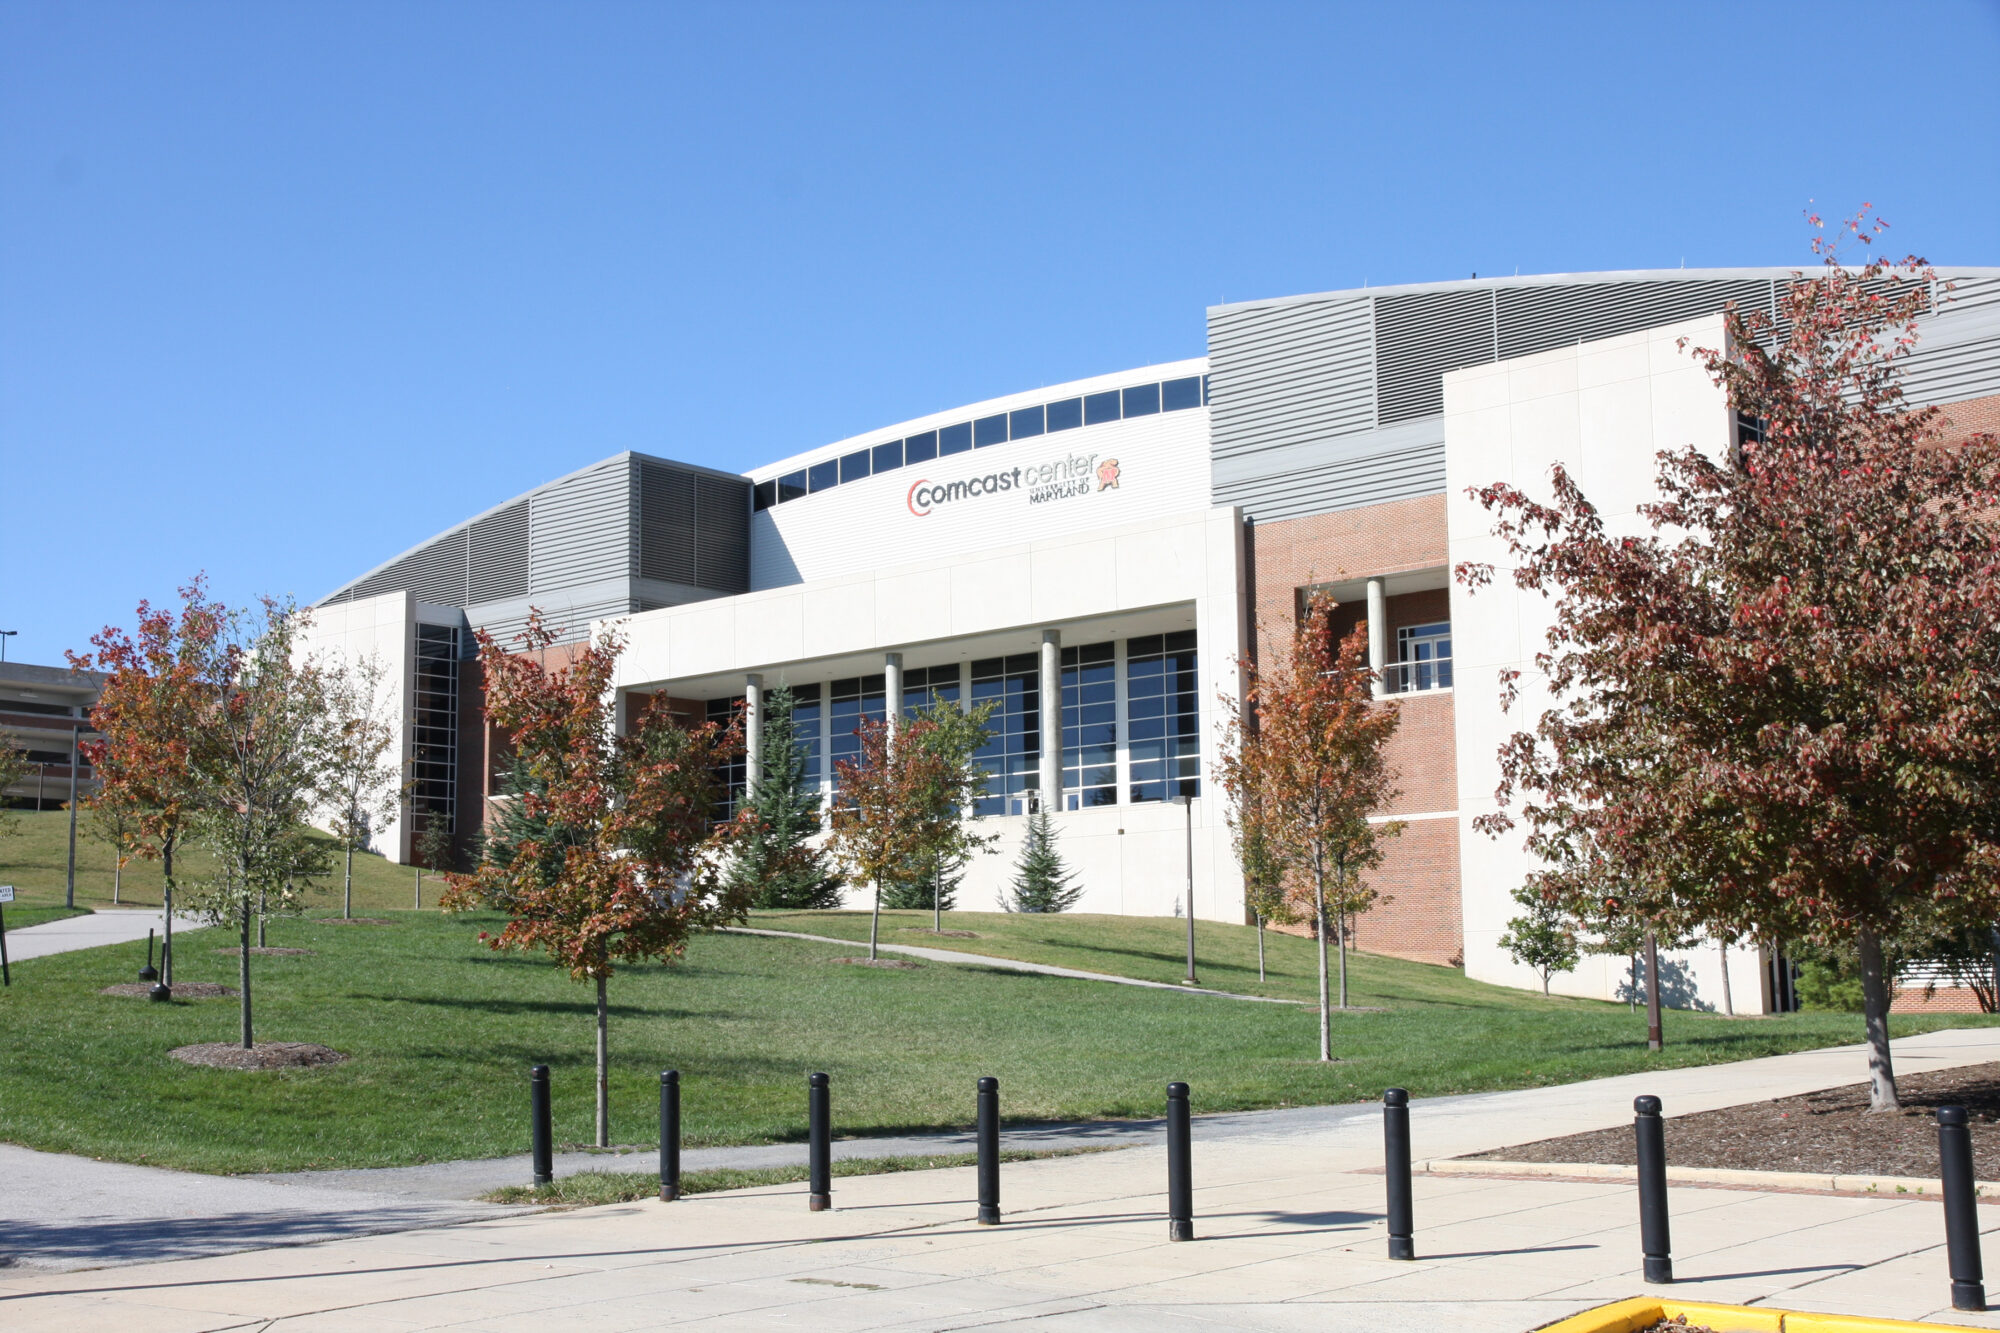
[1,908,205,963]
[6,1029,2000,1330]
[724,926,1300,1002]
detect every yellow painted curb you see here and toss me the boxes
[1535,1297,1972,1332]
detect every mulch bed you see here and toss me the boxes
[825,956,923,970]
[100,982,236,998]
[170,1042,346,1071]
[1468,1062,2000,1179]
[213,946,316,957]
[897,928,980,939]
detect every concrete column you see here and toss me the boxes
[1038,630,1062,814]
[743,674,764,789]
[883,653,904,745]
[1366,578,1388,700]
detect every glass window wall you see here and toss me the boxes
[1061,641,1117,809]
[970,653,1039,815]
[1127,630,1199,802]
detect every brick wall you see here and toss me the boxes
[1243,494,1463,966]
[1935,392,2000,445]
[1892,986,1992,1014]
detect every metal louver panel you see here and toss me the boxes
[529,459,630,597]
[1902,335,2000,411]
[638,461,698,585]
[694,474,751,593]
[1229,440,1445,523]
[1941,276,2000,314]
[348,531,467,605]
[1373,290,1496,423]
[467,501,531,604]
[1208,298,1374,460]
[1495,280,1774,361]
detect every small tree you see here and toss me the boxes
[88,787,146,906]
[73,578,229,987]
[1231,784,1296,983]
[193,597,336,1049]
[321,654,404,919]
[413,815,453,908]
[1219,592,1403,1061]
[1498,884,1578,996]
[1004,809,1082,913]
[829,698,995,958]
[1457,211,2000,1109]
[0,745,28,839]
[726,684,840,910]
[441,615,745,1146]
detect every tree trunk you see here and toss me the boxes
[239,893,254,1049]
[258,885,267,948]
[1313,849,1331,1063]
[344,829,354,919]
[870,880,882,960]
[1542,968,1550,997]
[1628,953,1638,1012]
[113,857,122,906]
[162,841,176,986]
[933,858,941,932]
[1256,915,1265,983]
[414,863,422,909]
[1718,940,1734,1017]
[1858,929,1898,1112]
[595,970,611,1147]
[1644,932,1664,1051]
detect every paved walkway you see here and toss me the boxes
[1,908,204,963]
[725,926,1301,1003]
[7,1029,2000,1329]
[0,1145,519,1273]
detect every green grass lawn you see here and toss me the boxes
[1,906,1986,1177]
[0,809,441,914]
[3,903,92,930]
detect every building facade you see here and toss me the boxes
[308,267,2000,1007]
[1,661,103,811]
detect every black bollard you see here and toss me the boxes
[1938,1106,1987,1311]
[1384,1087,1415,1260]
[139,928,159,982]
[659,1070,682,1203]
[530,1065,554,1187]
[1167,1081,1194,1242]
[977,1076,1001,1225]
[808,1072,832,1211]
[1634,1095,1672,1283]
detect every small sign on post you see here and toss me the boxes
[0,884,14,987]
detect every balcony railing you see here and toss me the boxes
[1381,654,1453,694]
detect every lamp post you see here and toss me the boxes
[65,722,81,909]
[1176,792,1197,986]
[0,630,16,662]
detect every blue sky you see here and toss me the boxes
[4,1,1997,662]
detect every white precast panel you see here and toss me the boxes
[298,590,415,864]
[749,359,1210,590]
[1443,315,1766,1011]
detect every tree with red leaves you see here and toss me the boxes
[1220,591,1403,1061]
[440,615,746,1147]
[1457,209,2000,1110]
[72,578,229,990]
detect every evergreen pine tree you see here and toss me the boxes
[728,684,842,909]
[1004,810,1082,913]
[880,849,964,911]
